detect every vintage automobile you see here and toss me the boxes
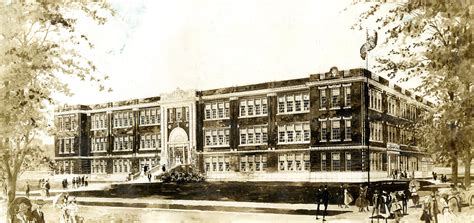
[437,184,474,211]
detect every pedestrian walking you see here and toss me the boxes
[315,186,323,220]
[401,190,408,215]
[344,186,353,208]
[379,191,391,223]
[390,192,403,223]
[147,171,152,182]
[321,185,330,221]
[371,190,380,219]
[25,182,30,198]
[81,176,85,187]
[355,185,368,212]
[45,180,50,197]
[430,191,440,223]
[420,195,432,223]
[72,177,76,189]
[337,184,344,208]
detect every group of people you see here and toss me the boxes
[13,199,46,223]
[391,169,411,180]
[56,193,82,223]
[61,176,88,190]
[432,172,448,183]
[38,179,50,198]
[420,185,464,223]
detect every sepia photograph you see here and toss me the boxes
[0,0,473,222]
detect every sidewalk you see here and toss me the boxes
[27,195,354,216]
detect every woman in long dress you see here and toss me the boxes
[344,188,353,208]
[355,186,369,212]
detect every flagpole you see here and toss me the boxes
[366,28,371,190]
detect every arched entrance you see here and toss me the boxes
[168,127,190,168]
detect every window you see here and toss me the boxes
[239,126,267,145]
[369,89,382,111]
[321,153,327,171]
[277,152,308,172]
[303,94,310,111]
[332,153,340,171]
[278,92,310,114]
[91,113,107,130]
[277,123,310,144]
[114,135,133,151]
[239,155,266,172]
[331,120,341,141]
[204,128,230,147]
[388,125,398,143]
[91,160,107,174]
[320,89,327,109]
[240,101,246,117]
[345,153,352,171]
[320,121,327,141]
[114,111,134,128]
[370,122,383,142]
[239,98,268,117]
[344,120,352,141]
[113,159,131,173]
[286,95,294,112]
[211,104,217,119]
[140,134,161,150]
[331,88,340,108]
[91,137,107,152]
[344,86,351,107]
[388,97,398,116]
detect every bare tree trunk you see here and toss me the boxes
[464,154,472,187]
[7,173,17,223]
[450,138,459,186]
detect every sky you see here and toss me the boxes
[59,0,386,105]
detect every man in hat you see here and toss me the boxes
[321,185,330,221]
[31,199,46,223]
[315,185,323,220]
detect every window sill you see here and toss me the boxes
[204,117,230,121]
[319,108,327,111]
[330,139,341,142]
[238,143,267,147]
[204,145,230,148]
[91,151,107,154]
[369,108,383,112]
[113,126,133,129]
[369,140,383,143]
[277,141,310,145]
[139,148,161,151]
[112,150,133,152]
[238,114,268,119]
[277,111,310,115]
[91,128,107,131]
[139,123,160,127]
[343,106,351,109]
[329,107,341,110]
[343,139,352,142]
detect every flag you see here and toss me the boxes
[360,30,378,60]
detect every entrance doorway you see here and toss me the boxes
[167,127,190,168]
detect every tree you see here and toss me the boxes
[0,0,113,221]
[354,0,473,186]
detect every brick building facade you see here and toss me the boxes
[54,68,433,182]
